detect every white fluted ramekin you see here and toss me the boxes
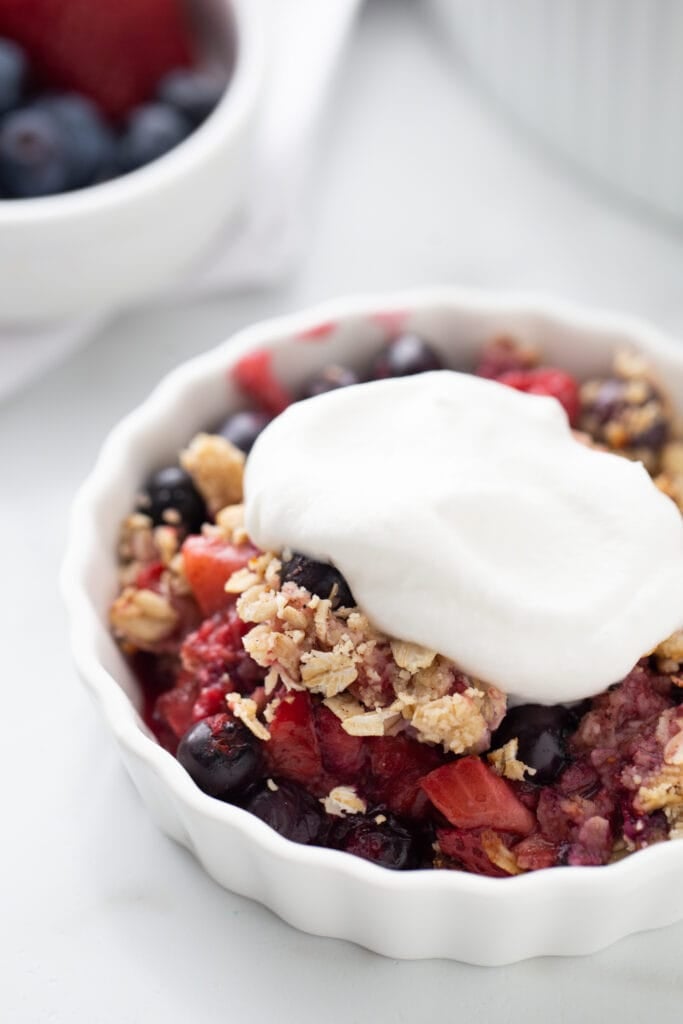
[430,0,683,225]
[62,288,683,965]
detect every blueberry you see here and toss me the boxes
[137,465,207,533]
[218,410,272,454]
[328,812,418,870]
[372,334,443,378]
[0,37,27,116]
[118,102,191,173]
[492,704,575,785]
[177,714,263,801]
[300,364,360,400]
[157,68,226,125]
[247,780,325,844]
[0,107,71,198]
[280,553,355,608]
[36,93,116,189]
[588,378,629,426]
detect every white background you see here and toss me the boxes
[3,1,683,1019]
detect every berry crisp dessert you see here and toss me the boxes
[0,1,229,199]
[109,330,683,876]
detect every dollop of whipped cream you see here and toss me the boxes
[244,371,683,703]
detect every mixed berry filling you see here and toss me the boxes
[0,1,228,199]
[110,331,683,874]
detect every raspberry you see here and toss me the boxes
[498,367,581,425]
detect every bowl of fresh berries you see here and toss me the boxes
[62,288,683,964]
[0,0,262,324]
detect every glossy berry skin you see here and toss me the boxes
[372,333,443,379]
[492,704,576,785]
[0,107,71,198]
[118,102,191,173]
[177,714,263,801]
[138,465,206,534]
[0,37,27,116]
[36,93,116,189]
[328,812,418,870]
[280,553,355,608]
[247,780,325,844]
[300,364,360,400]
[0,0,193,120]
[218,410,272,454]
[421,757,535,833]
[497,367,581,426]
[157,69,226,125]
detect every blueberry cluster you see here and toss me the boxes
[0,36,225,199]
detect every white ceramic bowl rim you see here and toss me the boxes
[0,0,262,225]
[61,286,683,903]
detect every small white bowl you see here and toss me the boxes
[0,0,263,325]
[62,288,683,965]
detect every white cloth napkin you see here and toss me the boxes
[0,0,362,402]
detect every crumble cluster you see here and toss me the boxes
[228,546,507,756]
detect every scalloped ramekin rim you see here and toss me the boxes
[61,285,683,905]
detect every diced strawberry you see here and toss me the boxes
[314,704,368,781]
[135,561,165,590]
[231,349,292,416]
[154,672,199,747]
[497,368,581,426]
[182,535,258,616]
[436,828,510,878]
[0,0,194,118]
[191,681,235,723]
[265,692,325,792]
[421,757,535,834]
[512,833,561,871]
[367,734,445,820]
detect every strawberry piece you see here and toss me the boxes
[182,535,258,616]
[0,0,193,118]
[265,692,325,792]
[421,757,535,834]
[135,560,165,590]
[154,672,199,747]
[497,367,581,426]
[191,681,235,724]
[314,704,368,781]
[231,349,292,416]
[436,828,511,878]
[367,734,445,820]
[512,833,561,871]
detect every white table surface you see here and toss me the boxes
[4,1,683,1020]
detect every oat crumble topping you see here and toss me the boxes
[226,552,505,755]
[180,433,245,514]
[322,786,367,817]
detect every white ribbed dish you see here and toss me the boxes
[430,0,683,225]
[62,288,683,965]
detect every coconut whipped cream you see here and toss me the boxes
[244,371,683,703]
